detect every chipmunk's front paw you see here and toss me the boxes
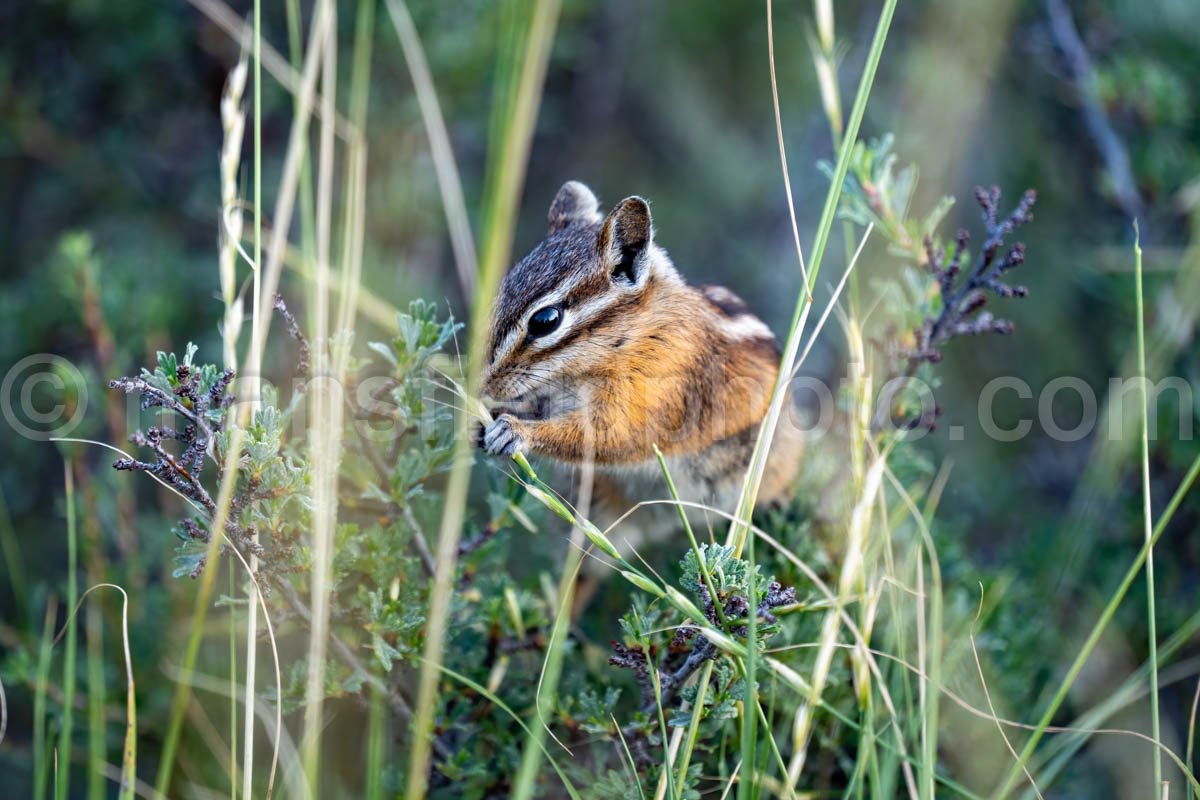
[481,414,526,457]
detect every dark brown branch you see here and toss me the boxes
[1044,0,1144,221]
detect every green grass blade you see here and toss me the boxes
[510,506,584,798]
[86,583,105,800]
[645,644,678,800]
[34,597,57,800]
[405,0,561,795]
[241,1,264,793]
[994,446,1200,797]
[365,685,387,800]
[739,518,758,800]
[227,567,238,800]
[56,462,78,800]
[727,0,900,555]
[1134,223,1163,793]
[676,660,714,793]
[431,661,583,800]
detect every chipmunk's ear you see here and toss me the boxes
[547,181,600,233]
[599,196,652,285]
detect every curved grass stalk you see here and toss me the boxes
[431,661,583,799]
[54,584,137,800]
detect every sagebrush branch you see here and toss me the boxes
[912,185,1037,364]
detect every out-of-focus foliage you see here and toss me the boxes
[1,0,1199,797]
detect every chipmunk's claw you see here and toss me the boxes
[481,414,526,457]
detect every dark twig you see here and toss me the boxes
[1044,0,1143,221]
[273,294,310,378]
[403,504,438,578]
[109,361,234,512]
[913,186,1037,364]
[874,186,1037,431]
[652,638,717,714]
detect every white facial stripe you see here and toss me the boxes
[490,270,605,367]
[489,286,569,367]
[520,292,616,356]
[490,246,683,371]
[491,327,521,366]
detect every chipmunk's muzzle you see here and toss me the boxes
[481,367,577,422]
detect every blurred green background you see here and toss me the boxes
[1,0,1198,796]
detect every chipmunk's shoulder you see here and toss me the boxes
[696,283,752,317]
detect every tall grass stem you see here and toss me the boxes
[55,461,78,800]
[404,1,561,795]
[1134,223,1163,792]
[727,0,899,555]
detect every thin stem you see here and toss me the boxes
[1135,223,1163,791]
[84,478,106,800]
[365,684,386,800]
[56,462,77,800]
[301,0,338,785]
[676,661,715,792]
[34,598,57,800]
[228,566,238,800]
[241,0,263,794]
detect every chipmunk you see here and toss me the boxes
[478,181,802,551]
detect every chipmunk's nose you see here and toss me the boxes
[478,361,504,401]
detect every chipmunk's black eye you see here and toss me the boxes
[527,305,563,338]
